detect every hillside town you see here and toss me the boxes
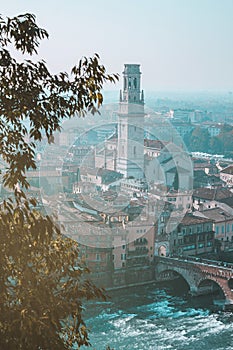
[1,64,233,289]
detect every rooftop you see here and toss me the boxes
[193,187,233,201]
[221,165,233,175]
[181,214,214,226]
[201,207,233,222]
[144,139,167,150]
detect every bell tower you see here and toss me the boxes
[117,64,144,179]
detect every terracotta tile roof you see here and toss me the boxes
[219,197,233,208]
[167,213,213,228]
[201,207,233,222]
[144,139,167,149]
[193,187,233,201]
[181,214,213,226]
[221,165,233,175]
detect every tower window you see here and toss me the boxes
[134,78,137,89]
[124,77,127,90]
[133,146,136,155]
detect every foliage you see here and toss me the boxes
[0,13,118,349]
[188,126,210,152]
[0,196,106,349]
[0,13,118,191]
[185,124,233,156]
[215,126,233,156]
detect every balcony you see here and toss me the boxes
[127,248,149,259]
[134,238,148,245]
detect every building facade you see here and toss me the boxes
[169,214,215,257]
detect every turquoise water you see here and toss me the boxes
[85,284,233,350]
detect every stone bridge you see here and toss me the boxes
[154,256,233,308]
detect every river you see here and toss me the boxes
[85,282,233,350]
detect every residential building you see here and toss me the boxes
[201,207,233,251]
[169,214,215,257]
[220,165,233,187]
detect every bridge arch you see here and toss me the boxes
[198,278,226,299]
[157,268,190,293]
[228,278,233,290]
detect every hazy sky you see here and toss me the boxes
[2,0,233,91]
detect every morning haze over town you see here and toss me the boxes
[2,1,233,349]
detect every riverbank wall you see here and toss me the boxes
[89,265,155,290]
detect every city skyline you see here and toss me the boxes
[2,0,233,91]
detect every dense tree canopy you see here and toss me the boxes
[184,124,233,156]
[186,126,210,152]
[0,13,118,349]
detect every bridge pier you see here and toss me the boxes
[224,299,233,311]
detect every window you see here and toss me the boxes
[216,226,219,234]
[121,253,126,260]
[183,245,195,251]
[222,225,225,234]
[133,77,137,88]
[128,78,131,89]
[122,245,125,249]
[133,146,136,155]
[96,254,100,261]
